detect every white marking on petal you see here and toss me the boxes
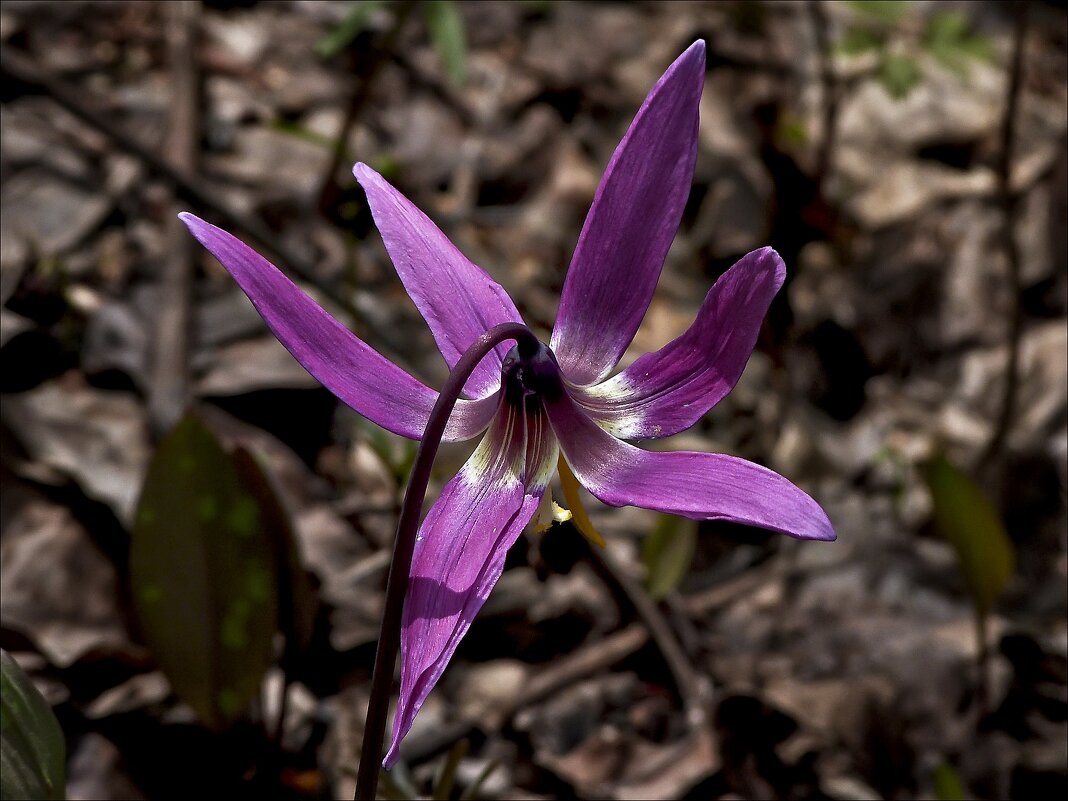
[596,414,641,439]
[573,376,645,439]
[460,406,522,492]
[583,373,634,400]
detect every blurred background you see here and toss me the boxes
[1,1,1065,799]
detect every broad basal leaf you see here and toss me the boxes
[130,414,279,729]
[1,650,65,800]
[231,446,317,662]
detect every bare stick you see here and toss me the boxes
[586,546,712,727]
[807,0,839,196]
[979,2,1030,470]
[317,0,416,213]
[397,624,650,765]
[147,0,199,438]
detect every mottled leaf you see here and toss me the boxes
[231,446,317,662]
[130,414,279,729]
[423,0,467,85]
[0,650,65,800]
[642,515,697,600]
[923,455,1015,616]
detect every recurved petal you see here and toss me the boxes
[386,402,558,766]
[544,388,835,542]
[550,40,704,386]
[179,213,497,441]
[576,247,785,439]
[354,164,523,400]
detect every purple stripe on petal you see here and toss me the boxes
[550,40,704,386]
[385,403,558,766]
[576,248,785,439]
[354,164,523,400]
[179,213,497,441]
[544,388,836,542]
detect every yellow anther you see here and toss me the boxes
[556,455,606,548]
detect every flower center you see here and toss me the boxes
[501,341,563,409]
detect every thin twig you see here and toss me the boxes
[397,623,650,765]
[975,609,991,715]
[979,2,1030,470]
[147,0,199,439]
[513,622,650,712]
[0,46,325,290]
[332,498,400,518]
[317,0,417,214]
[271,671,291,750]
[807,0,839,197]
[683,561,776,617]
[586,545,713,727]
[398,558,779,765]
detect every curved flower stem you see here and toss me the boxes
[355,322,541,801]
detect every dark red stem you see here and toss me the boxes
[354,322,540,800]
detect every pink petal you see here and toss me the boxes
[544,386,835,542]
[550,40,704,385]
[179,214,497,441]
[576,248,785,439]
[386,402,558,766]
[354,164,523,400]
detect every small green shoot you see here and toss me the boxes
[317,0,387,59]
[643,514,698,600]
[932,760,969,800]
[923,455,1015,617]
[423,1,467,86]
[432,738,468,800]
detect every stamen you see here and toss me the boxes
[556,455,607,548]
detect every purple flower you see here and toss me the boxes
[180,40,834,766]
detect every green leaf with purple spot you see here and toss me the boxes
[130,414,279,729]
